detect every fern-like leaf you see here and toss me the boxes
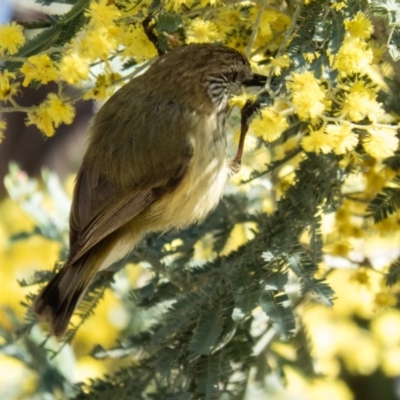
[260,291,295,337]
[367,177,400,222]
[386,256,400,286]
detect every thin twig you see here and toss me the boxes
[0,106,31,113]
[275,0,304,58]
[246,0,268,59]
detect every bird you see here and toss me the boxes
[33,43,256,337]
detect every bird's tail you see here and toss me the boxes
[33,260,96,338]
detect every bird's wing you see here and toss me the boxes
[66,79,204,265]
[68,148,192,265]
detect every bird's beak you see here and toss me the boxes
[243,73,267,87]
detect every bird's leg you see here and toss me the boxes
[228,99,261,175]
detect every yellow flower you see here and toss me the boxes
[371,42,387,64]
[0,22,25,55]
[0,70,19,100]
[165,0,195,12]
[225,31,247,54]
[83,72,121,101]
[344,12,373,40]
[251,106,289,142]
[45,94,75,126]
[326,123,358,155]
[186,18,223,44]
[118,25,157,61]
[26,107,55,137]
[258,21,272,41]
[269,10,291,32]
[265,55,291,76]
[332,1,347,11]
[301,127,333,154]
[229,93,257,109]
[303,52,320,63]
[339,80,384,122]
[374,292,397,309]
[350,268,371,287]
[58,53,90,85]
[85,0,121,28]
[249,7,290,35]
[217,8,243,35]
[0,119,6,142]
[363,128,399,160]
[287,71,327,120]
[76,27,119,61]
[25,94,75,137]
[20,54,58,87]
[333,37,373,76]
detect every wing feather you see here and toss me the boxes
[68,146,192,265]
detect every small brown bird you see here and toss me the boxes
[34,44,254,337]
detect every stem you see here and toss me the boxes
[275,0,304,58]
[246,0,268,59]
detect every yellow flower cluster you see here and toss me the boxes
[229,93,257,109]
[58,53,90,85]
[277,12,400,161]
[76,0,158,64]
[344,11,373,39]
[83,71,122,101]
[332,1,347,11]
[20,54,59,87]
[325,123,359,155]
[0,70,19,100]
[334,38,373,76]
[251,7,291,45]
[263,55,292,76]
[0,22,25,55]
[363,128,399,160]
[85,0,121,26]
[26,94,75,137]
[302,123,359,155]
[333,12,374,76]
[251,105,289,142]
[301,127,332,154]
[186,19,222,44]
[287,71,328,121]
[67,0,120,63]
[338,80,384,122]
[118,25,157,61]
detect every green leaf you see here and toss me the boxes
[386,257,400,286]
[189,303,224,355]
[234,285,261,314]
[304,278,335,306]
[12,0,89,60]
[384,152,400,171]
[260,291,295,337]
[157,13,183,32]
[288,243,318,277]
[166,393,192,400]
[367,176,400,222]
[195,354,221,400]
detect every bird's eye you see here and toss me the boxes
[226,71,239,82]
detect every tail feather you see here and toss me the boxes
[33,262,96,337]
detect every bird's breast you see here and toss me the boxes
[149,112,229,230]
